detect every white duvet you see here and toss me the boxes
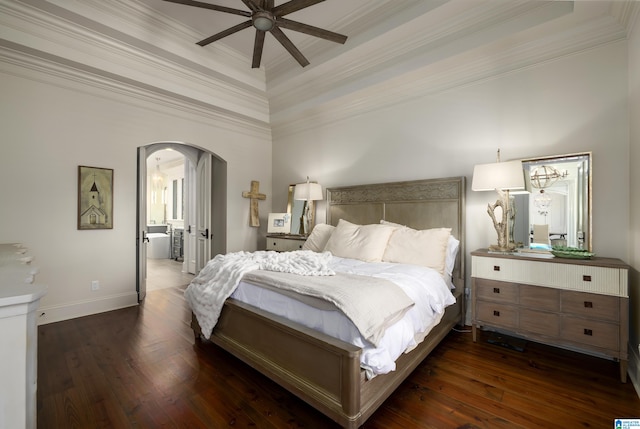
[184,250,335,339]
[231,256,456,378]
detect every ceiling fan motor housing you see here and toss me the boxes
[253,11,275,31]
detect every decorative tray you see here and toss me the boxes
[550,246,595,259]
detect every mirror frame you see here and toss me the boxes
[519,152,592,251]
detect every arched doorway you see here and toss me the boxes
[136,142,227,301]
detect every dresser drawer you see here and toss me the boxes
[472,256,519,282]
[520,309,560,337]
[520,285,559,311]
[476,302,517,329]
[561,316,619,350]
[267,237,305,252]
[475,279,517,303]
[561,291,619,322]
[563,265,624,296]
[472,256,626,297]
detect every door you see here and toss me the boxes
[184,159,197,274]
[136,146,147,301]
[136,144,224,285]
[196,152,212,272]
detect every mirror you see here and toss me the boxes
[287,184,316,235]
[513,152,591,251]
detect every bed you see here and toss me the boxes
[188,176,466,428]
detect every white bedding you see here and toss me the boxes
[231,256,456,378]
[184,250,336,339]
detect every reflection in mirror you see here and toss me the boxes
[513,152,591,251]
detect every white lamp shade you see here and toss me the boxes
[472,160,525,192]
[294,182,323,201]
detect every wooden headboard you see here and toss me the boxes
[326,176,466,285]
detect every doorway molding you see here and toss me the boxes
[137,142,227,301]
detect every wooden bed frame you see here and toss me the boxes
[190,177,466,428]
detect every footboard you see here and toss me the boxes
[191,288,463,429]
[193,299,364,428]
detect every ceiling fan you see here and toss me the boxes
[163,0,348,68]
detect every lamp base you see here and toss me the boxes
[489,243,517,253]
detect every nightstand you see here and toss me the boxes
[471,249,629,382]
[266,234,306,252]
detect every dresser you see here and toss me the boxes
[266,234,306,252]
[471,249,629,382]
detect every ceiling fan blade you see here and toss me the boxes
[252,30,266,68]
[277,18,347,44]
[273,0,324,17]
[240,0,260,13]
[269,26,309,67]
[196,20,252,46]
[162,0,251,17]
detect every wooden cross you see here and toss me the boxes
[242,180,266,227]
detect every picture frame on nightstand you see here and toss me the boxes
[267,213,291,234]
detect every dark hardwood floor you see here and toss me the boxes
[37,286,639,428]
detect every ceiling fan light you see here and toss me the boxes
[253,13,274,31]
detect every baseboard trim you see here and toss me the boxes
[36,292,138,325]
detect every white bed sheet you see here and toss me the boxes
[231,256,456,378]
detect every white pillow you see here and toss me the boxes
[302,224,335,252]
[445,235,460,278]
[382,226,451,275]
[381,220,459,279]
[323,219,396,262]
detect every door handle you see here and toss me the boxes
[201,228,209,238]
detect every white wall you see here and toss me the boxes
[0,65,272,324]
[274,41,628,257]
[273,41,630,331]
[627,8,640,395]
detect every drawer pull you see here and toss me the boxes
[493,287,500,294]
[493,310,500,317]
[582,275,592,282]
[584,301,593,308]
[493,266,501,271]
[583,328,593,336]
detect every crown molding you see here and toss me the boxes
[76,0,264,86]
[0,0,270,123]
[265,0,423,86]
[0,42,271,139]
[610,0,640,36]
[271,11,627,139]
[267,1,575,118]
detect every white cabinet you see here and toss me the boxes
[0,244,47,429]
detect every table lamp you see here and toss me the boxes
[294,177,323,235]
[472,150,525,252]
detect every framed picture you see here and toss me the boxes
[267,212,291,234]
[78,165,113,230]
